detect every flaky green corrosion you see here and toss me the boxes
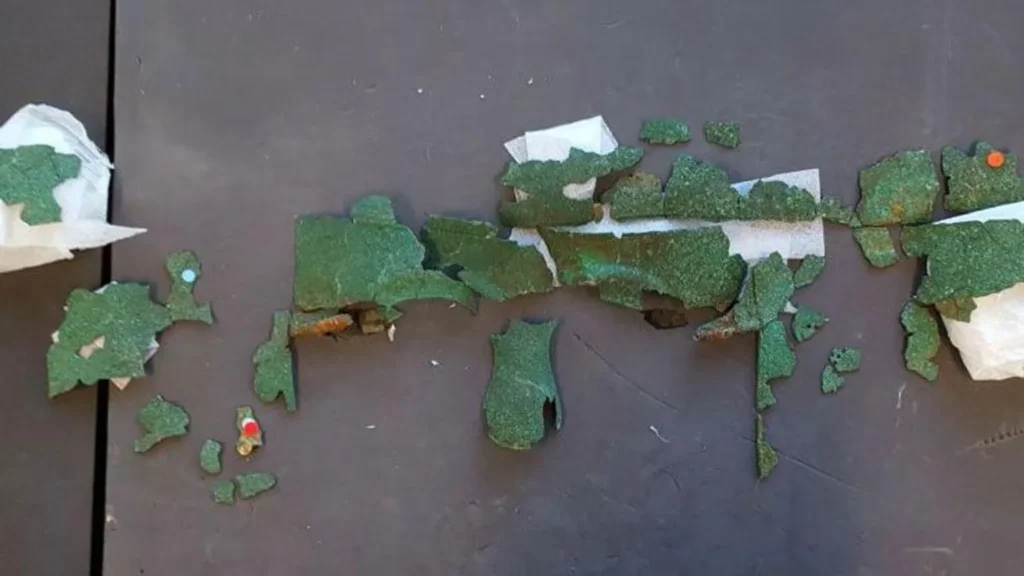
[483,321,561,450]
[540,226,745,312]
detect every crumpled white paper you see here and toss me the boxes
[0,104,145,273]
[933,200,1024,380]
[503,116,824,284]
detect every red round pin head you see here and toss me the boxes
[987,150,1006,169]
[242,419,260,437]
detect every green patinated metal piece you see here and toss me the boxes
[695,252,793,340]
[934,297,976,323]
[0,144,81,225]
[792,307,828,343]
[253,311,295,411]
[857,150,939,225]
[499,195,598,228]
[200,439,222,475]
[793,256,826,289]
[739,180,819,221]
[293,196,475,314]
[663,156,816,222]
[901,302,939,382]
[235,406,263,456]
[756,320,795,413]
[212,481,235,505]
[821,364,844,395]
[756,382,777,413]
[758,320,796,386]
[597,279,644,310]
[235,472,277,500]
[539,227,745,312]
[606,172,665,221]
[703,121,741,149]
[134,395,189,453]
[663,155,739,221]
[422,216,554,301]
[853,227,899,268]
[942,142,1024,213]
[902,220,1024,304]
[47,283,172,398]
[639,119,691,145]
[829,347,862,373]
[164,251,214,325]
[819,197,860,227]
[483,320,561,450]
[755,415,777,480]
[499,147,644,227]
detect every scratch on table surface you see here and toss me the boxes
[896,383,906,409]
[776,449,862,494]
[732,431,861,494]
[649,425,669,443]
[572,330,680,414]
[904,546,954,556]
[957,421,1024,455]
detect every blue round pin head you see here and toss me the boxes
[181,269,197,283]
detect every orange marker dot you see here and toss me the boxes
[987,151,1005,169]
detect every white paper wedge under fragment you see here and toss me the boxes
[504,116,618,202]
[110,339,160,391]
[565,169,824,262]
[503,116,823,267]
[933,201,1024,380]
[504,115,617,163]
[0,104,145,273]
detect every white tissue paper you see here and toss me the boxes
[503,116,824,285]
[0,104,145,273]
[933,200,1024,380]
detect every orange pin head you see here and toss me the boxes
[987,150,1006,169]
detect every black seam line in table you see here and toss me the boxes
[90,0,116,574]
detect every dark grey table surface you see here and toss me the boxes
[5,0,1023,575]
[0,1,109,576]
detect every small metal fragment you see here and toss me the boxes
[483,320,561,450]
[819,197,860,227]
[755,415,777,480]
[901,302,940,382]
[236,472,277,500]
[199,439,222,475]
[703,121,741,149]
[164,250,214,324]
[792,307,828,343]
[942,141,1024,213]
[253,311,296,411]
[792,256,825,289]
[134,395,189,453]
[212,481,236,505]
[639,119,691,145]
[235,406,263,456]
[853,227,899,268]
[829,347,862,373]
[821,364,844,395]
[857,150,939,225]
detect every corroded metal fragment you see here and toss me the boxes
[483,321,561,450]
[857,150,938,225]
